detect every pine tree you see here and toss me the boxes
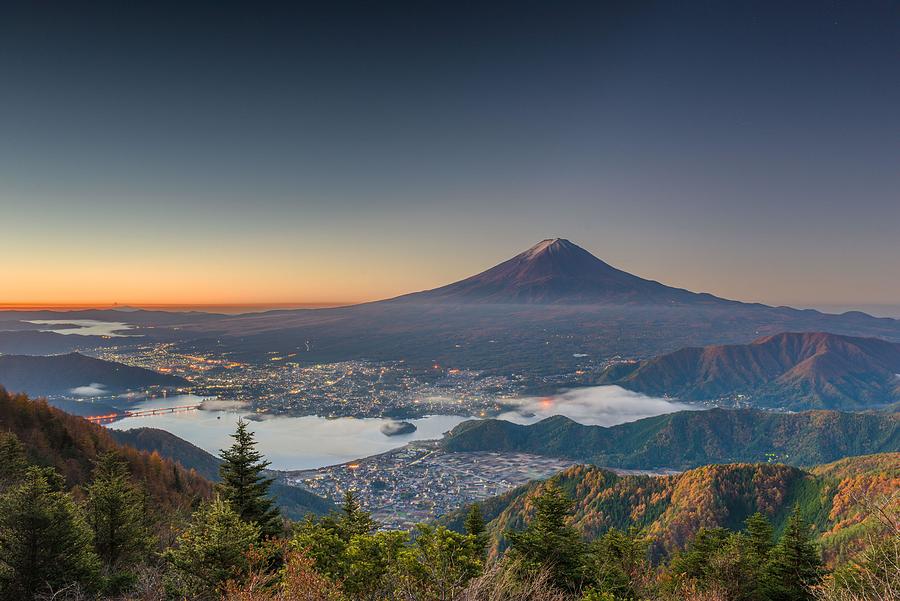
[764,506,823,601]
[84,453,154,580]
[586,528,650,600]
[339,489,375,540]
[506,481,587,591]
[745,512,774,560]
[464,502,488,554]
[0,432,28,489]
[0,466,100,601]
[166,495,261,599]
[218,418,282,537]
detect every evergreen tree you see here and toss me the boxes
[0,466,100,601]
[506,481,587,591]
[84,452,155,588]
[342,529,407,599]
[166,495,261,600]
[339,489,375,540]
[395,524,483,600]
[668,527,731,582]
[464,502,488,554]
[586,528,650,600]
[764,506,823,601]
[745,512,775,560]
[0,432,28,490]
[218,418,282,537]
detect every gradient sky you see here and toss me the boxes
[1,1,898,310]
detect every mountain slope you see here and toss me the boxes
[393,238,730,305]
[442,455,899,563]
[0,387,209,509]
[0,352,188,397]
[597,332,900,409]
[442,408,900,469]
[174,239,900,375]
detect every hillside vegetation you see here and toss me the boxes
[0,387,209,508]
[442,454,900,565]
[443,408,900,469]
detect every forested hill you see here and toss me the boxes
[442,454,900,564]
[443,408,900,469]
[0,387,209,509]
[0,352,188,397]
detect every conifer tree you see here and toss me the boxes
[84,453,154,580]
[764,506,823,601]
[339,489,375,540]
[465,502,488,554]
[745,512,775,560]
[218,418,282,537]
[0,466,100,601]
[0,432,28,490]
[166,495,261,600]
[506,481,587,591]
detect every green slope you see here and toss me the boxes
[443,408,899,469]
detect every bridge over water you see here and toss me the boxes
[85,403,201,424]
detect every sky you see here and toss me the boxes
[1,1,898,311]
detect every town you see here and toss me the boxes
[91,341,620,419]
[282,443,578,529]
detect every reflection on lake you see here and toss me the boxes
[107,395,468,470]
[26,319,136,337]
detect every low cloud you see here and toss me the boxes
[200,399,250,412]
[498,385,695,427]
[70,383,107,397]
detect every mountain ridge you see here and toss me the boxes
[596,331,900,409]
[442,407,900,469]
[0,352,189,397]
[440,454,900,564]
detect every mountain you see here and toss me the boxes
[110,427,335,519]
[0,389,333,519]
[441,454,899,563]
[597,332,900,409]
[0,387,209,509]
[169,239,900,375]
[0,352,188,397]
[109,427,222,480]
[442,408,900,469]
[393,238,730,305]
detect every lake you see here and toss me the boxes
[105,386,693,470]
[107,395,469,470]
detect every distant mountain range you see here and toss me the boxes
[4,240,900,380]
[597,332,900,409]
[442,454,900,563]
[0,352,188,397]
[153,239,900,373]
[443,408,900,469]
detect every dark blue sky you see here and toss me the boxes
[2,1,898,308]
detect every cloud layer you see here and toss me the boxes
[498,385,694,426]
[70,383,107,396]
